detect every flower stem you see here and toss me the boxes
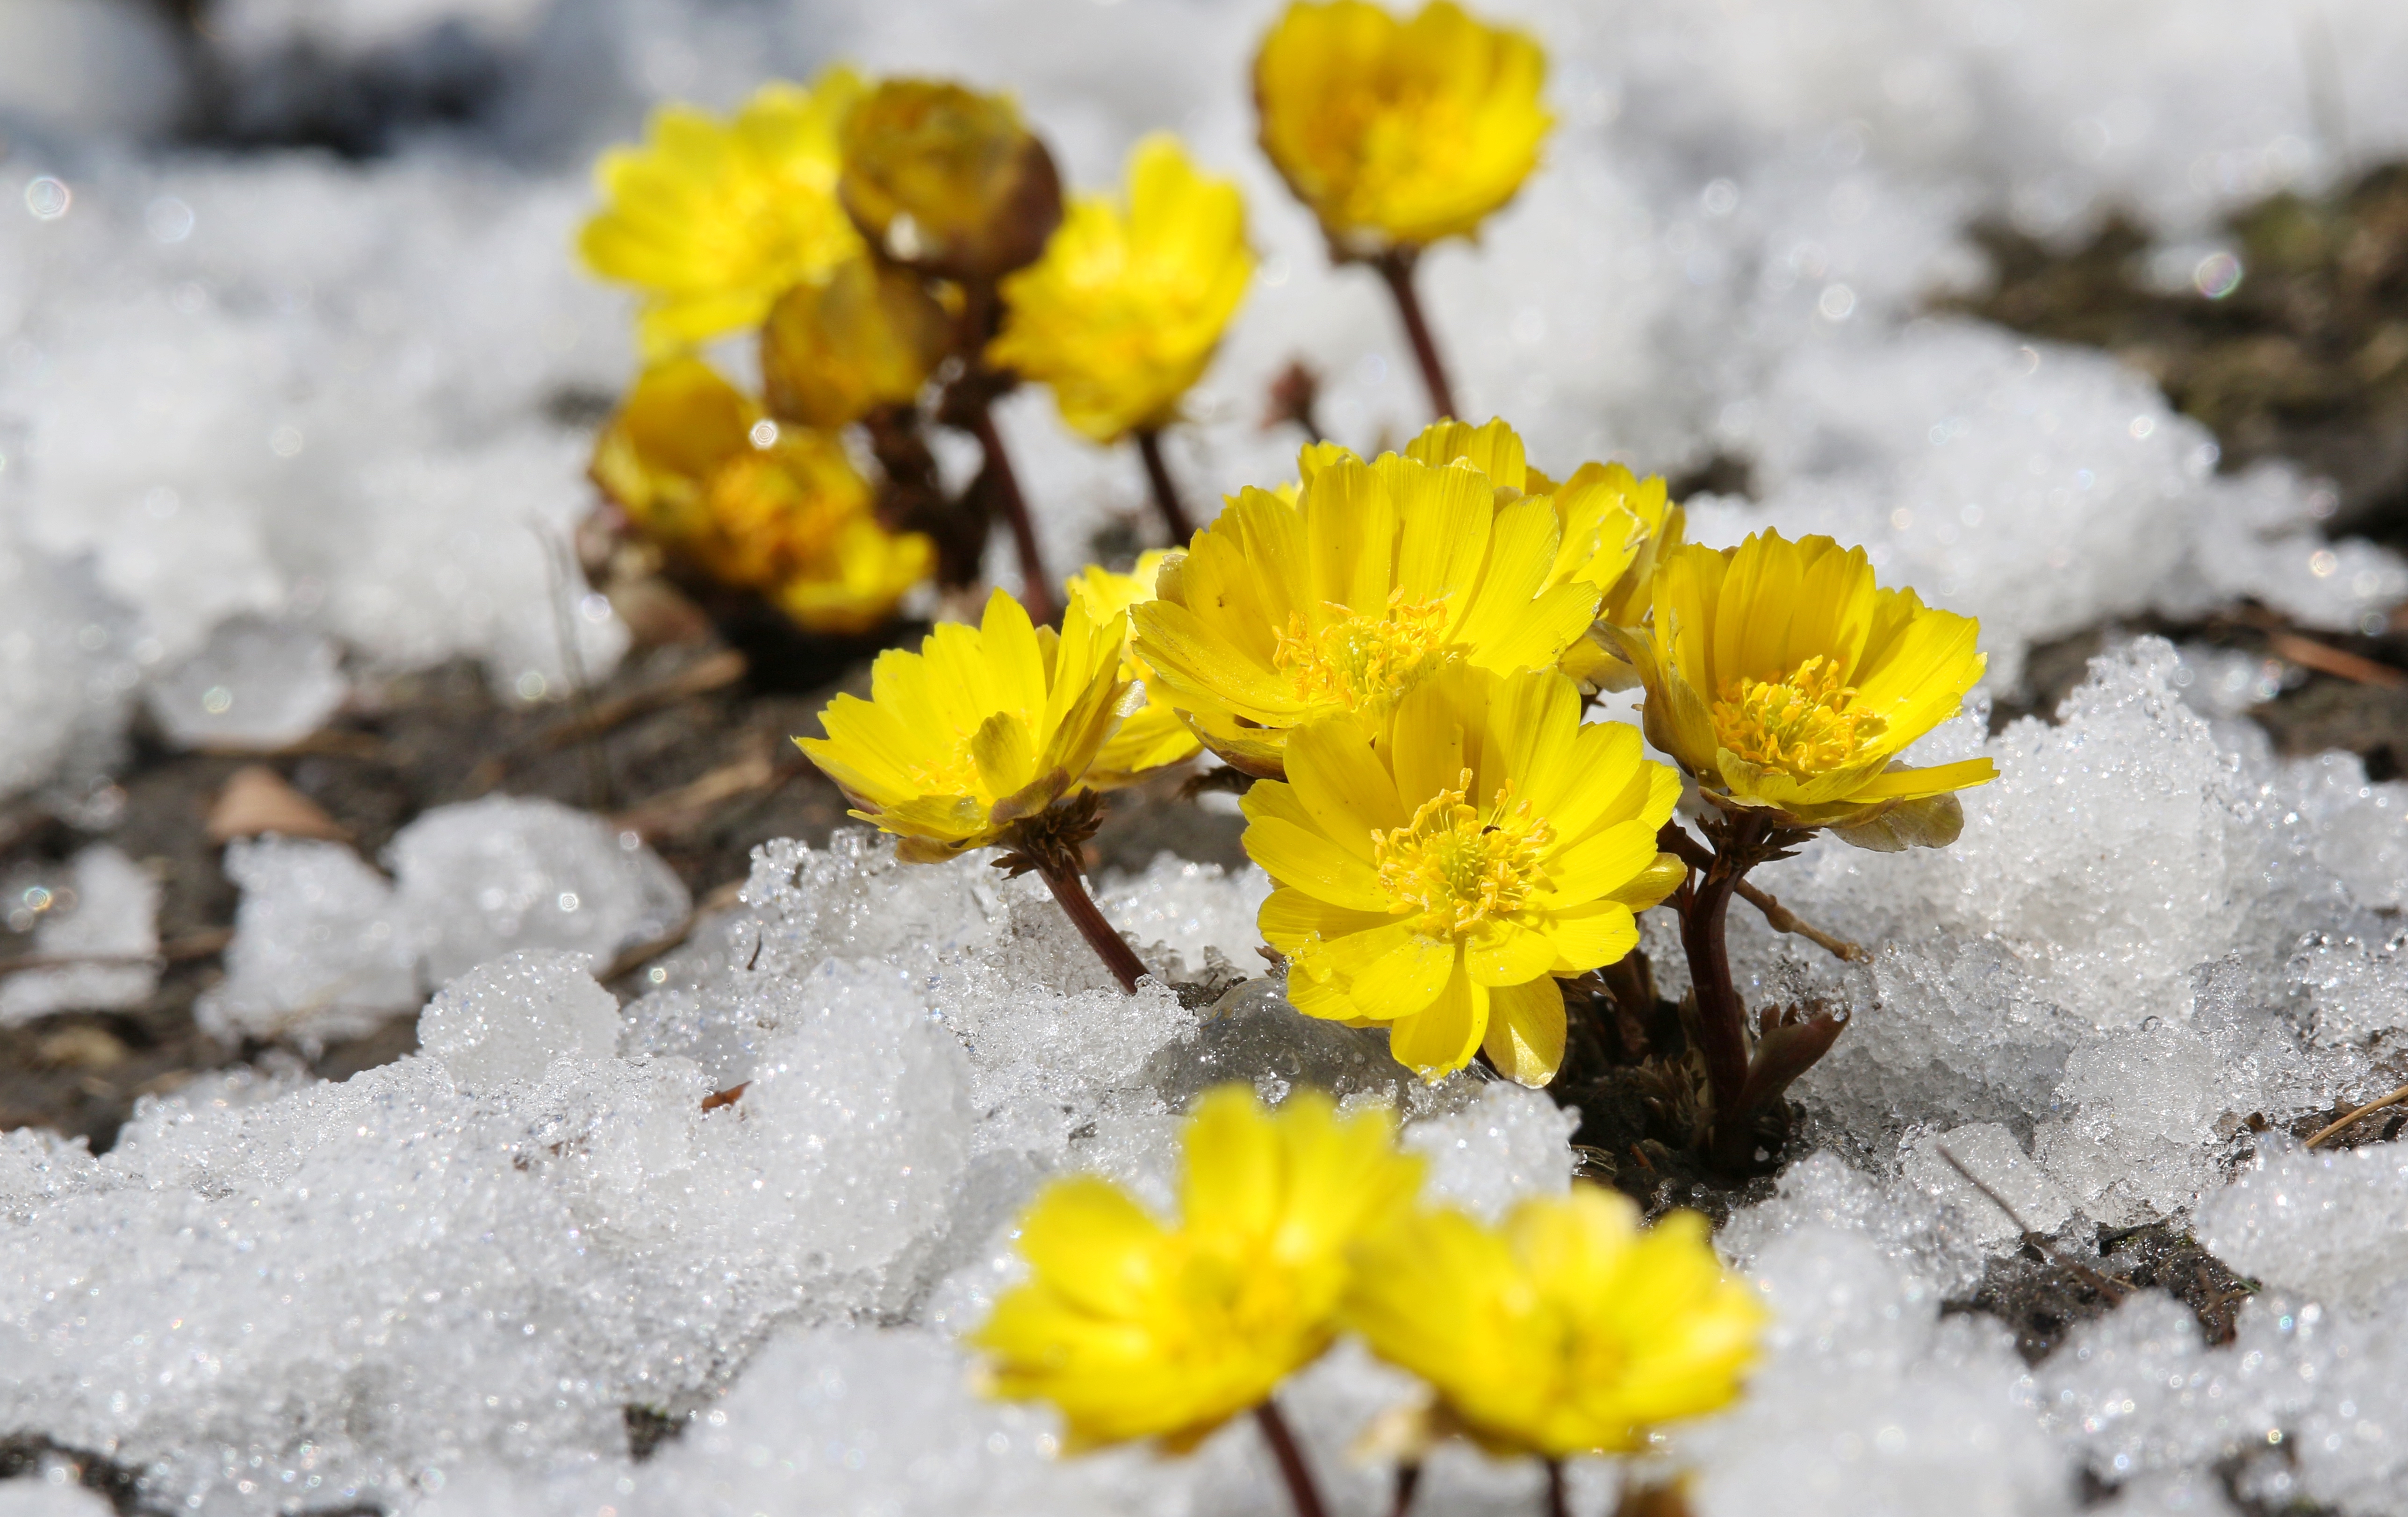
[1372,247,1459,423]
[1035,855,1148,994]
[1389,1461,1423,1517]
[966,401,1057,625]
[1255,1401,1331,1517]
[1654,824,1862,964]
[1134,428,1195,545]
[1664,816,1757,1161]
[1545,1459,1570,1517]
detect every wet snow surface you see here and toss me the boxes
[5,0,2408,1512]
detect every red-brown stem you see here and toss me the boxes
[1390,1461,1423,1517]
[1036,858,1147,994]
[1665,816,1755,1133]
[1134,428,1195,545]
[1372,248,1459,423]
[1545,1459,1570,1517]
[967,403,1057,625]
[1255,1401,1331,1517]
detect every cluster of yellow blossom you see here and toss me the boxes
[575,0,1578,631]
[976,1087,1767,1467]
[798,414,1994,1081]
[573,0,2016,1488]
[577,62,1264,630]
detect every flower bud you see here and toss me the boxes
[761,255,952,428]
[838,79,1064,281]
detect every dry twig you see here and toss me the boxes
[2304,1081,2408,1148]
[1934,1143,2132,1303]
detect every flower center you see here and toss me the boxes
[1272,592,1454,711]
[1371,771,1555,935]
[1709,656,1888,779]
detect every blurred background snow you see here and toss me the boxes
[6,0,2408,1514]
[5,0,2408,803]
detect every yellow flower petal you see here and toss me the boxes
[1343,1188,1765,1457]
[1389,959,1488,1078]
[975,1087,1423,1449]
[1480,975,1566,1086]
[1130,419,1599,777]
[1625,529,1991,833]
[580,72,867,353]
[793,587,1129,856]
[992,135,1255,443]
[1254,0,1552,251]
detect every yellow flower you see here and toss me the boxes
[1245,663,1682,1085]
[974,1086,1425,1450]
[1130,419,1603,779]
[1604,529,1996,843]
[1344,1186,1765,1457]
[1254,0,1551,253]
[579,72,868,355]
[797,588,1133,862]
[838,79,1063,280]
[1066,553,1205,785]
[989,134,1254,443]
[1546,462,1685,691]
[591,358,932,632]
[761,254,952,429]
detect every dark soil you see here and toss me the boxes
[1957,162,2408,775]
[0,1433,155,1517]
[1952,163,2408,547]
[1943,1221,2260,1366]
[1545,953,1800,1227]
[0,587,1241,1154]
[0,629,863,1150]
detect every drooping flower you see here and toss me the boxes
[760,254,953,429]
[974,1086,1425,1450]
[590,358,932,632]
[1603,529,1995,845]
[989,134,1254,443]
[797,588,1132,862]
[1344,1186,1764,1456]
[1254,0,1551,254]
[579,72,868,354]
[838,79,1063,281]
[1130,419,1602,778]
[1245,662,1682,1084]
[1066,553,1204,786]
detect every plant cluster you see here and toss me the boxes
[976,1087,1763,1515]
[576,0,2003,1503]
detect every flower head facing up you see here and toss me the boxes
[838,79,1063,280]
[591,358,931,632]
[1245,663,1681,1085]
[989,134,1254,443]
[1344,1186,1765,1458]
[1254,0,1551,253]
[760,254,952,429]
[1066,553,1205,786]
[797,588,1133,860]
[1605,529,1995,844]
[579,72,868,354]
[975,1086,1424,1450]
[1130,419,1603,778]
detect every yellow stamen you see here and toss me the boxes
[1372,769,1554,935]
[1709,656,1888,779]
[1272,591,1454,711]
